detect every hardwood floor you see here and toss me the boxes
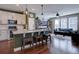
[48,35,79,54]
[0,40,14,54]
[1,35,79,54]
[0,39,49,54]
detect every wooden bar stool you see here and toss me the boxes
[42,34,48,44]
[35,35,42,45]
[40,31,45,45]
[21,33,33,51]
[32,32,39,47]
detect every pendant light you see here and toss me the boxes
[25,4,28,14]
[41,4,44,15]
[41,4,45,21]
[25,8,28,14]
[56,12,59,16]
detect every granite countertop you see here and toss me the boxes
[13,29,48,34]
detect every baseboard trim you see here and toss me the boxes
[14,45,30,52]
[14,47,21,52]
[14,42,43,52]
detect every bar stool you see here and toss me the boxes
[40,31,45,45]
[22,33,33,49]
[32,32,39,47]
[43,31,49,44]
[42,34,48,44]
[35,35,42,45]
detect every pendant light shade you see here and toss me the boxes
[41,13,44,15]
[23,8,28,14]
[56,12,59,16]
[25,8,28,14]
[25,4,28,14]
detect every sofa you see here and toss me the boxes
[71,31,79,45]
[54,28,73,36]
[54,28,79,45]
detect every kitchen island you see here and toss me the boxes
[13,29,49,52]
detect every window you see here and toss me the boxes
[60,18,67,29]
[68,17,78,31]
[55,19,60,29]
[54,16,78,31]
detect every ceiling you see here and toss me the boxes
[0,4,79,21]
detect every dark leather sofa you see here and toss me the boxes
[54,28,73,36]
[71,32,79,45]
[54,28,79,45]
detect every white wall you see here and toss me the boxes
[0,11,26,40]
